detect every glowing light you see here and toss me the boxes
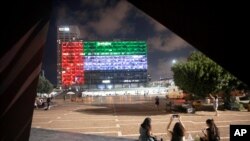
[59,27,70,32]
[102,80,110,83]
[172,59,177,64]
[97,42,111,46]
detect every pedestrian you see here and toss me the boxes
[201,119,220,141]
[166,115,186,141]
[209,94,219,116]
[63,94,66,101]
[34,97,38,109]
[45,96,51,110]
[155,96,160,110]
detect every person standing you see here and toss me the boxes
[45,96,51,110]
[34,97,39,109]
[155,96,160,110]
[209,94,219,116]
[63,94,66,101]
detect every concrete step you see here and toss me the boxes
[30,128,136,141]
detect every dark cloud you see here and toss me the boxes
[148,56,187,80]
[148,34,190,53]
[149,19,167,32]
[56,3,78,25]
[56,0,134,39]
[88,1,132,36]
[80,0,108,7]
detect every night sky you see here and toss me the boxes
[42,0,196,85]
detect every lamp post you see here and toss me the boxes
[169,59,177,80]
[172,59,177,64]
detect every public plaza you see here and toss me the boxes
[30,95,250,141]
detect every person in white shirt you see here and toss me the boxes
[209,94,219,116]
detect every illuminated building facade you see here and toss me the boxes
[61,42,84,86]
[57,26,148,89]
[84,41,148,89]
[57,26,81,87]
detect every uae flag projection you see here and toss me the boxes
[83,41,147,71]
[61,42,84,86]
[61,41,147,86]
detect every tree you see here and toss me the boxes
[172,51,246,99]
[37,75,53,93]
[37,75,44,93]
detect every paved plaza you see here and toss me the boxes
[30,95,250,141]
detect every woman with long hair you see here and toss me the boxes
[202,119,220,141]
[139,117,156,141]
[167,115,186,141]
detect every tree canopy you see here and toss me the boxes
[37,75,53,93]
[172,51,247,99]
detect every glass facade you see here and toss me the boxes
[83,41,147,71]
[60,41,148,88]
[84,55,147,70]
[61,42,84,86]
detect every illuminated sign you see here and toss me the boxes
[97,42,111,46]
[102,80,110,83]
[59,27,70,32]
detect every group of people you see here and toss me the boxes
[155,94,219,116]
[139,115,220,141]
[34,96,52,110]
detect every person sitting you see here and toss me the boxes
[201,119,220,141]
[166,115,186,141]
[139,117,157,141]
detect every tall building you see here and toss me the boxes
[57,26,81,87]
[57,26,148,89]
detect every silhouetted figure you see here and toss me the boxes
[63,94,66,101]
[45,96,51,110]
[139,117,157,141]
[155,96,160,110]
[209,94,219,116]
[201,119,220,141]
[167,115,186,141]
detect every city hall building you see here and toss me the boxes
[57,26,148,89]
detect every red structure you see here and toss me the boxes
[61,42,84,86]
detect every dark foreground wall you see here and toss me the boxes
[0,1,51,140]
[0,0,249,140]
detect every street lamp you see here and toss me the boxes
[172,59,177,64]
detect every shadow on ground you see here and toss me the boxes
[30,128,136,141]
[76,102,169,116]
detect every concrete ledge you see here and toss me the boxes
[30,128,136,141]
